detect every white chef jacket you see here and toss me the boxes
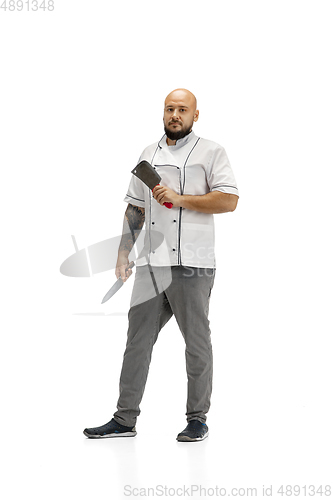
[124,131,238,268]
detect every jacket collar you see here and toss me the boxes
[159,130,196,151]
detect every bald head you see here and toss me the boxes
[163,88,199,144]
[164,88,197,110]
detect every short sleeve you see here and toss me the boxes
[123,174,146,208]
[123,154,146,208]
[206,146,239,197]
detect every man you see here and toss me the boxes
[83,89,239,442]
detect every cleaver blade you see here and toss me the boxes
[131,161,173,209]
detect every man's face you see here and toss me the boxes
[163,91,199,142]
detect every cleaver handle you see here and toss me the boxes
[153,184,173,209]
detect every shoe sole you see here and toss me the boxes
[83,430,137,438]
[176,431,209,442]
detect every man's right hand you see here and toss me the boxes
[115,253,133,282]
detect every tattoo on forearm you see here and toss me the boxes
[126,204,145,232]
[119,204,145,253]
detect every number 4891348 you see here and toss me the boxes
[0,1,55,10]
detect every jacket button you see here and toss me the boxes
[173,220,176,223]
[173,248,176,251]
[152,222,155,225]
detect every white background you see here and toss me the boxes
[1,1,332,499]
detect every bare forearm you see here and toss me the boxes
[153,185,238,214]
[179,191,238,214]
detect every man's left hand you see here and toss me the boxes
[152,185,181,207]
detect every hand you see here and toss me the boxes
[152,185,181,207]
[115,252,133,282]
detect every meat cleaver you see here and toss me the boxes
[131,160,173,209]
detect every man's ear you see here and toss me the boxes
[194,110,199,122]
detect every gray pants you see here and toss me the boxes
[113,265,215,427]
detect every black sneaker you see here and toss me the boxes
[176,420,209,442]
[83,418,137,438]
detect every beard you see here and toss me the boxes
[164,121,193,142]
